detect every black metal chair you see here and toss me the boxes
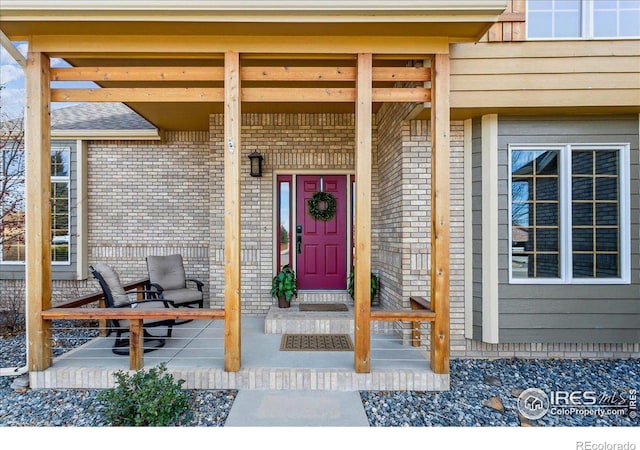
[146,254,204,325]
[89,263,175,356]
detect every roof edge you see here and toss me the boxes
[51,129,161,140]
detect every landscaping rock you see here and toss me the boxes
[484,375,502,387]
[482,396,505,413]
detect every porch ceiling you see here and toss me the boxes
[1,0,507,131]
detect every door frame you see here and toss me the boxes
[273,169,355,289]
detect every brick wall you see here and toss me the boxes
[86,131,211,298]
[208,114,358,313]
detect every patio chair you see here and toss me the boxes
[89,263,175,356]
[146,254,204,325]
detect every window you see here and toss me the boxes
[509,144,630,283]
[527,0,640,39]
[277,175,292,272]
[1,146,71,264]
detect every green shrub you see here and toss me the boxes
[97,362,191,426]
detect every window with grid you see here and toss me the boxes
[510,144,629,283]
[527,0,640,39]
[0,147,71,264]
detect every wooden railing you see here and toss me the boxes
[370,296,436,348]
[42,307,225,370]
[44,278,225,370]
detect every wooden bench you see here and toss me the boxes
[42,307,225,370]
[370,296,435,347]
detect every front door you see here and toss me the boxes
[296,175,347,290]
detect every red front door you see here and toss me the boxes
[296,175,347,290]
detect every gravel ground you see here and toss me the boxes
[1,323,638,427]
[0,322,236,427]
[361,358,639,427]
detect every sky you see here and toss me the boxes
[0,41,95,120]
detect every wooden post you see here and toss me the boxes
[224,51,242,372]
[129,319,144,371]
[354,53,372,373]
[25,51,52,371]
[429,54,451,374]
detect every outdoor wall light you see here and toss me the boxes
[248,151,264,177]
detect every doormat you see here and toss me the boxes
[298,303,349,312]
[280,334,354,351]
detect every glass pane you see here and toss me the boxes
[572,151,593,174]
[528,11,553,37]
[50,181,70,262]
[536,152,558,175]
[572,202,593,226]
[573,253,594,278]
[595,151,618,175]
[555,11,582,37]
[279,181,291,270]
[537,254,560,278]
[537,228,559,251]
[596,254,619,278]
[536,202,559,226]
[511,253,533,279]
[596,228,618,252]
[1,181,25,262]
[572,228,593,252]
[536,177,559,200]
[572,177,593,200]
[51,149,70,177]
[512,179,531,202]
[596,203,618,226]
[620,9,640,36]
[595,177,618,200]
[529,1,553,11]
[594,10,618,37]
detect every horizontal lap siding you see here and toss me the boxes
[450,41,640,109]
[471,118,483,341]
[497,116,640,343]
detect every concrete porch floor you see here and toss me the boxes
[30,311,449,391]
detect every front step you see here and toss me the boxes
[264,304,394,335]
[296,290,353,304]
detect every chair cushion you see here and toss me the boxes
[93,263,130,307]
[161,288,203,305]
[115,300,171,329]
[147,254,187,291]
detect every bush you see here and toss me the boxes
[97,363,191,426]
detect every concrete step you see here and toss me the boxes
[264,304,394,335]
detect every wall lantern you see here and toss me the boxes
[248,151,264,177]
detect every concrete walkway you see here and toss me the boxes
[224,390,370,427]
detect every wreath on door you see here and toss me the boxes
[307,191,337,222]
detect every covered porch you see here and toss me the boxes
[0,1,510,387]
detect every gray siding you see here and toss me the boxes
[0,140,78,281]
[497,116,640,343]
[471,117,483,341]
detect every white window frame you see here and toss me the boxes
[526,0,640,40]
[508,143,631,285]
[0,146,72,266]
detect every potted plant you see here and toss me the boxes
[271,265,298,308]
[347,268,379,306]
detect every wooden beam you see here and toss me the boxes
[370,310,436,321]
[373,67,430,82]
[242,87,354,102]
[31,34,450,57]
[429,53,451,375]
[51,87,428,103]
[25,51,52,372]
[241,66,356,81]
[129,319,144,371]
[354,52,372,374]
[240,66,430,82]
[51,88,224,103]
[224,51,242,373]
[51,66,225,82]
[41,308,225,321]
[372,88,429,103]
